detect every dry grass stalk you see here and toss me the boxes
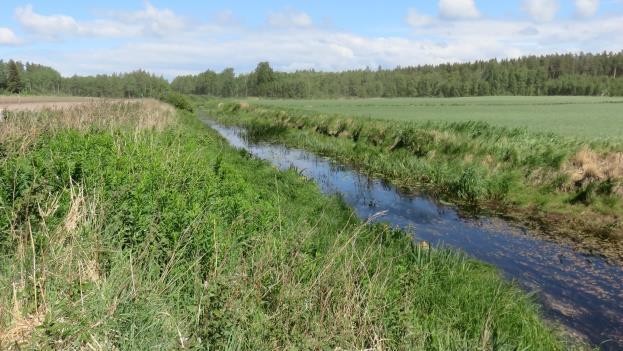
[569,148,623,182]
[0,99,175,154]
[0,309,45,349]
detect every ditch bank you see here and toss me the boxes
[201,113,623,350]
[206,101,623,266]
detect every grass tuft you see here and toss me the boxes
[0,99,582,350]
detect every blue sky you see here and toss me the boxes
[1,0,622,78]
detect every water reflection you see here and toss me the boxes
[205,118,623,350]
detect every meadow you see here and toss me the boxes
[249,96,623,139]
[0,99,576,349]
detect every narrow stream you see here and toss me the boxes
[204,117,623,350]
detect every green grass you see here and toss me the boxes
[0,100,576,350]
[248,96,623,139]
[205,99,623,263]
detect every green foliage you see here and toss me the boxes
[6,59,22,94]
[4,50,623,99]
[63,70,170,98]
[0,60,7,90]
[173,51,623,98]
[253,61,276,97]
[453,166,487,201]
[0,106,571,350]
[205,98,623,251]
[22,63,62,94]
[160,91,194,111]
[254,96,623,139]
[0,59,169,97]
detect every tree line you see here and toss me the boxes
[3,51,623,99]
[0,60,169,98]
[172,51,623,98]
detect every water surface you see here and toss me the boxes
[204,117,623,350]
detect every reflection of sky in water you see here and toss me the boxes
[207,120,623,350]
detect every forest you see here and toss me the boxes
[2,51,623,99]
[0,59,169,98]
[172,52,623,98]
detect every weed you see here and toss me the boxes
[0,100,576,350]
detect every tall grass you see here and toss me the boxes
[248,96,623,139]
[0,100,577,349]
[205,99,623,263]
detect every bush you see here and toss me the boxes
[160,91,194,112]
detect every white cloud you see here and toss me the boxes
[15,5,80,36]
[8,2,623,78]
[522,0,559,22]
[112,1,187,35]
[406,8,433,27]
[574,0,599,17]
[0,28,20,45]
[438,0,480,20]
[46,12,623,79]
[267,9,313,28]
[15,2,187,38]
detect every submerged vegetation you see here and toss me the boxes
[0,99,576,349]
[205,98,623,263]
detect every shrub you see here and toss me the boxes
[160,91,194,112]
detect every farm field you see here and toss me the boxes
[250,96,623,139]
[0,98,571,349]
[4,0,623,347]
[207,98,623,263]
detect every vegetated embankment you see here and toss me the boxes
[0,99,577,349]
[204,99,623,264]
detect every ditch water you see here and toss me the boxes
[203,117,623,350]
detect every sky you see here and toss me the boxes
[1,0,622,79]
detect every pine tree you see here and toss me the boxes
[0,61,7,90]
[7,60,22,94]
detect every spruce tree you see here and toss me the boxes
[7,60,22,94]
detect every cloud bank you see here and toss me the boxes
[2,1,621,78]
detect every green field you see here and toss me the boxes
[250,96,623,139]
[0,99,572,349]
[208,98,623,262]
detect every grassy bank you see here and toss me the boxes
[203,98,623,263]
[248,96,623,139]
[0,100,576,349]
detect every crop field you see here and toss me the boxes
[250,96,623,139]
[0,98,572,349]
[208,98,623,263]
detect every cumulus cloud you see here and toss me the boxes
[267,9,313,28]
[574,0,599,17]
[406,8,433,27]
[522,0,559,22]
[111,1,187,35]
[8,1,623,78]
[46,11,623,79]
[439,0,480,20]
[15,5,80,36]
[0,27,20,45]
[15,2,186,38]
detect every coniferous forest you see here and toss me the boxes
[2,51,623,98]
[172,52,623,98]
[0,60,170,98]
